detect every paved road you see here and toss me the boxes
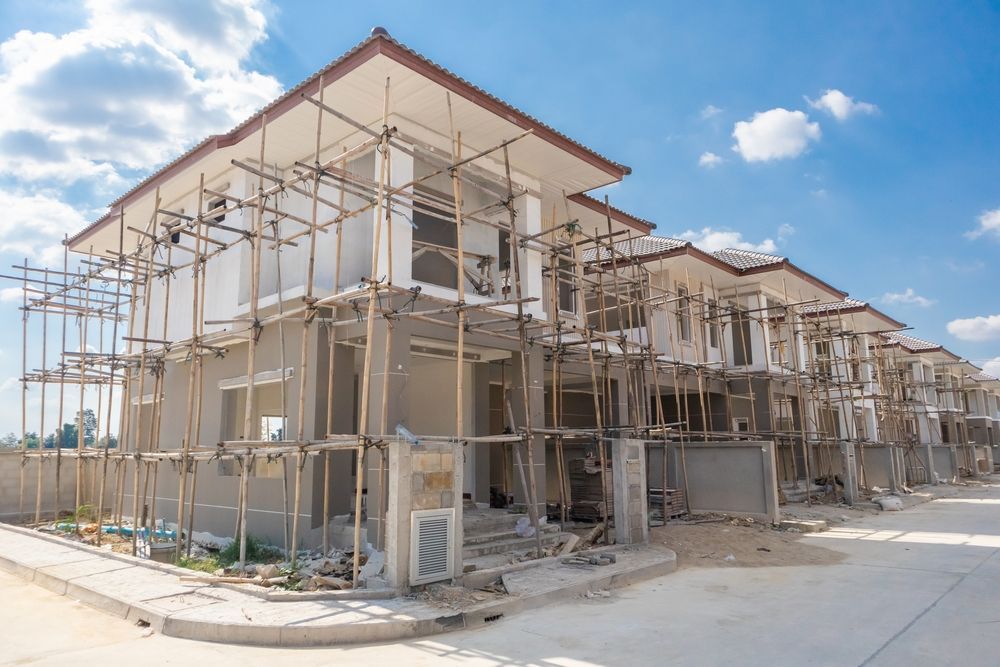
[4,482,1000,666]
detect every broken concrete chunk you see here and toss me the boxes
[876,496,903,511]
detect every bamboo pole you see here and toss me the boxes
[353,77,392,584]
[238,113,269,570]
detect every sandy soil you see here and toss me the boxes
[651,517,844,569]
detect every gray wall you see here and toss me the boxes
[653,440,780,523]
[0,451,78,521]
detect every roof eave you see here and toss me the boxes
[69,34,632,248]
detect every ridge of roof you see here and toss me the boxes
[69,31,631,246]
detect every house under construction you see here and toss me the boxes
[3,29,998,592]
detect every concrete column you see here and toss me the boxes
[383,438,411,590]
[611,439,648,544]
[510,347,546,517]
[838,440,859,506]
[887,446,900,493]
[968,445,981,478]
[364,319,412,549]
[472,363,491,504]
[924,442,938,485]
[311,338,355,528]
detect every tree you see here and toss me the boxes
[75,409,97,446]
[52,423,77,449]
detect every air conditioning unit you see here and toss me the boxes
[410,508,455,586]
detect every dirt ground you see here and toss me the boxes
[652,516,844,569]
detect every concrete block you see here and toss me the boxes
[779,519,828,533]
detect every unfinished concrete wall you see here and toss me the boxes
[858,446,910,491]
[931,445,958,483]
[118,320,325,550]
[0,451,78,521]
[655,441,780,523]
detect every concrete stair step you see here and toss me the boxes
[462,531,563,559]
[463,523,560,546]
[462,512,529,537]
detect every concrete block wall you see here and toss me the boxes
[0,451,78,521]
[931,445,958,483]
[657,441,780,524]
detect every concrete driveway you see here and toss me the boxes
[3,480,1000,666]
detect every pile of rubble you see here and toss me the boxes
[202,546,386,592]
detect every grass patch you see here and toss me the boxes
[216,534,281,567]
[176,555,220,574]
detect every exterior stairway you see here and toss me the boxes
[462,510,563,560]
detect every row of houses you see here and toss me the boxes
[8,29,997,588]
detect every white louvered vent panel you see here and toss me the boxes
[410,508,454,585]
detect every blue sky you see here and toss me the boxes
[0,1,997,434]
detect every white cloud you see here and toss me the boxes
[731,108,821,162]
[0,0,282,185]
[947,314,1000,342]
[807,89,878,121]
[880,288,936,308]
[0,190,87,260]
[965,208,1000,240]
[983,357,1000,378]
[700,104,723,119]
[678,227,778,253]
[698,151,723,168]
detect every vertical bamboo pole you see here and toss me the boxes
[353,78,391,584]
[238,113,269,570]
[322,146,348,555]
[447,95,466,502]
[96,209,127,545]
[18,259,28,521]
[34,268,49,524]
[175,176,205,560]
[502,146,543,557]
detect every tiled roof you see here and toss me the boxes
[798,297,867,314]
[968,372,1000,383]
[882,331,942,352]
[711,248,786,270]
[581,235,688,263]
[71,31,631,245]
